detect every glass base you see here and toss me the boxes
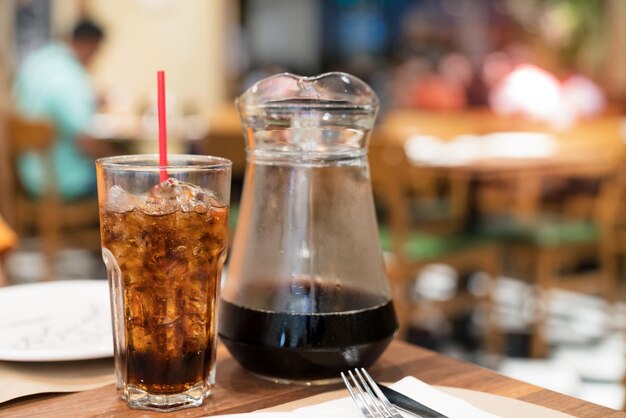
[250,371,342,386]
[123,382,210,412]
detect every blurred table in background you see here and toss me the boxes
[88,112,207,156]
[373,109,626,222]
[202,103,246,179]
[88,106,246,179]
[375,109,626,175]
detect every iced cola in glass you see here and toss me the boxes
[96,155,231,412]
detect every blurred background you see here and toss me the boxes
[1,0,626,410]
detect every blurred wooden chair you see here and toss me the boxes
[369,139,502,354]
[480,165,624,357]
[6,113,100,281]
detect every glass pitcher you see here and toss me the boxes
[219,72,398,384]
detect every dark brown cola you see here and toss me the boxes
[101,189,228,395]
[219,280,397,382]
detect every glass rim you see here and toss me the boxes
[96,154,232,171]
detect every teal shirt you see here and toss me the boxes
[14,43,96,200]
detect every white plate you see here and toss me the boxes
[0,280,113,361]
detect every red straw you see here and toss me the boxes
[157,70,168,182]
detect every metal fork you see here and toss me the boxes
[342,368,418,418]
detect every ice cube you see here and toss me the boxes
[106,185,145,212]
[142,178,217,215]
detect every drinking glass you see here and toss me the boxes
[96,154,231,411]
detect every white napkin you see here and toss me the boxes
[295,376,500,418]
[210,376,499,418]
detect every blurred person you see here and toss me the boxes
[561,74,606,118]
[482,44,534,91]
[408,70,467,111]
[489,64,575,128]
[482,51,514,90]
[13,19,106,200]
[439,53,473,89]
[439,52,490,107]
[388,56,431,108]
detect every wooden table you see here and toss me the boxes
[1,340,622,417]
[371,109,626,224]
[376,109,626,174]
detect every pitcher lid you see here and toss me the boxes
[237,72,379,112]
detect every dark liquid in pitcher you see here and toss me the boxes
[219,280,398,381]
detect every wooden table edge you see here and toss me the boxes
[0,339,623,417]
